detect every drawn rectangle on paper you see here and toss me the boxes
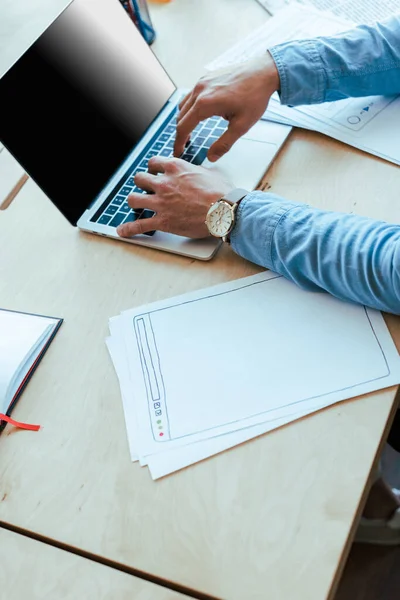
[132,275,394,443]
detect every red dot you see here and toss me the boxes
[159,432,164,437]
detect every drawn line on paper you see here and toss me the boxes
[135,314,170,441]
[133,275,391,442]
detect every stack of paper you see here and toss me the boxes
[107,272,400,480]
[206,4,400,166]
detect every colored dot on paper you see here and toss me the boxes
[157,420,162,424]
[158,426,163,430]
[159,432,164,437]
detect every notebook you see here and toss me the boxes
[0,308,63,432]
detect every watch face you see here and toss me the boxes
[206,201,233,237]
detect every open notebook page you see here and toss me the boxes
[0,310,57,414]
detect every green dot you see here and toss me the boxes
[158,426,163,430]
[157,420,162,424]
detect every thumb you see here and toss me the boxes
[207,119,249,162]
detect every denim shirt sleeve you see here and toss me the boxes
[268,16,400,105]
[230,192,400,315]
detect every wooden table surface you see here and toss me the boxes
[0,528,187,600]
[0,1,399,599]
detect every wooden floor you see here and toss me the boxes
[335,545,400,600]
[335,445,400,600]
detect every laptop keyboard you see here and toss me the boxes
[91,112,228,235]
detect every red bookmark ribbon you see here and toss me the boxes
[0,414,40,431]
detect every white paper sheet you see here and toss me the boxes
[265,93,400,165]
[107,335,345,478]
[106,335,139,461]
[108,323,339,478]
[108,272,400,478]
[146,406,323,479]
[257,0,400,23]
[108,317,335,478]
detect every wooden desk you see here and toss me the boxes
[0,528,186,600]
[0,1,400,600]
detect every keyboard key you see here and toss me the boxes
[97,214,112,225]
[139,159,148,169]
[160,148,171,157]
[123,211,140,224]
[147,151,157,158]
[159,133,170,142]
[120,203,130,213]
[120,186,133,196]
[192,147,208,166]
[113,195,125,205]
[201,127,212,137]
[153,142,163,151]
[105,204,118,215]
[193,136,205,145]
[165,125,175,134]
[165,141,174,149]
[214,127,225,136]
[126,177,135,186]
[182,152,195,162]
[186,143,200,155]
[109,212,126,227]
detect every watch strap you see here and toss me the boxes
[222,188,249,243]
[221,188,249,206]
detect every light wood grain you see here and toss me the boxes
[0,528,186,600]
[149,0,269,87]
[0,1,399,600]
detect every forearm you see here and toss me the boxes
[269,16,400,106]
[230,192,400,314]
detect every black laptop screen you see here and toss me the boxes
[0,0,176,224]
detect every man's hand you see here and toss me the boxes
[117,157,234,239]
[174,53,280,162]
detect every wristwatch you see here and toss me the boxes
[205,188,249,243]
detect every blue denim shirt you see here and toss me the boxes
[231,16,400,314]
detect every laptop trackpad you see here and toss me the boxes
[202,137,278,191]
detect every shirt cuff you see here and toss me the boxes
[230,191,303,270]
[269,39,327,106]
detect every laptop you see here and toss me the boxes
[0,0,292,260]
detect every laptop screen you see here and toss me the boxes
[0,0,176,225]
